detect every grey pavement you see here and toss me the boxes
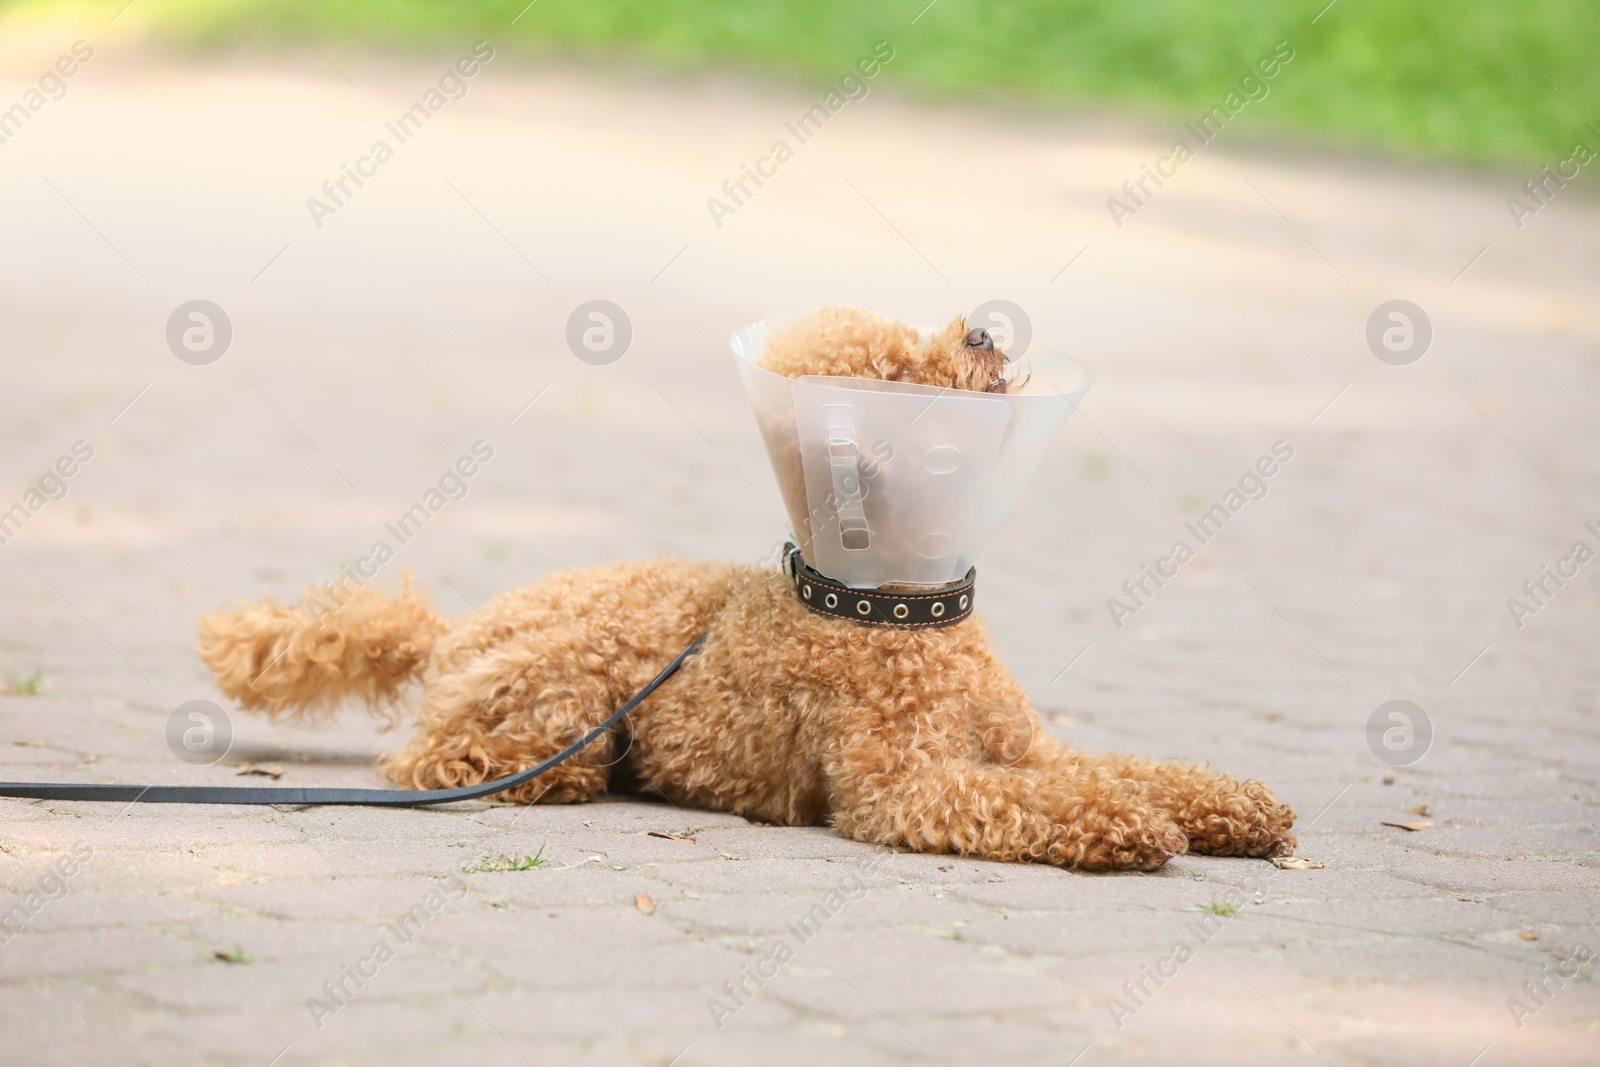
[1,43,1598,1067]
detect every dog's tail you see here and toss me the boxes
[197,573,445,724]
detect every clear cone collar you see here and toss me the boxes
[735,319,1094,589]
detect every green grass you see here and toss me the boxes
[3,671,43,696]
[1201,897,1241,918]
[17,0,1596,165]
[462,842,547,872]
[213,945,254,963]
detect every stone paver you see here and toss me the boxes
[1,33,1597,1067]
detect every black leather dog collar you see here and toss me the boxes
[785,544,975,629]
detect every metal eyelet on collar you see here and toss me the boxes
[856,600,871,615]
[893,603,909,619]
[824,593,838,609]
[930,602,946,618]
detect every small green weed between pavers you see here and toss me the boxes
[213,945,254,964]
[2,671,43,696]
[463,842,547,872]
[1201,897,1240,917]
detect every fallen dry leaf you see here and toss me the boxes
[235,764,284,779]
[1519,930,1540,941]
[1382,774,1396,785]
[1381,820,1434,832]
[937,864,954,872]
[647,831,696,844]
[12,739,45,747]
[634,891,655,915]
[1406,803,1430,816]
[1271,856,1325,870]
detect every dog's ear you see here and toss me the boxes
[758,306,921,382]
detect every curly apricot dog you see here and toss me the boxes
[198,307,1295,872]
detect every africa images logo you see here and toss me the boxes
[705,41,895,228]
[1105,41,1295,227]
[304,42,496,228]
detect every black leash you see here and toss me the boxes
[0,632,707,808]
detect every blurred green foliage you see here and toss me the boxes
[30,0,1600,164]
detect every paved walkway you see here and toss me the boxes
[1,39,1597,1067]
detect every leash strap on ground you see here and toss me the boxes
[0,632,708,808]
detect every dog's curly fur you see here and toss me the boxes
[198,307,1294,872]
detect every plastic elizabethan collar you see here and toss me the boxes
[734,319,1094,589]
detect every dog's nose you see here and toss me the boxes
[964,328,994,352]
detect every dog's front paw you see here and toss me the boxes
[1184,781,1296,858]
[1068,810,1189,873]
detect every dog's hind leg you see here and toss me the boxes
[1069,753,1296,858]
[382,644,617,805]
